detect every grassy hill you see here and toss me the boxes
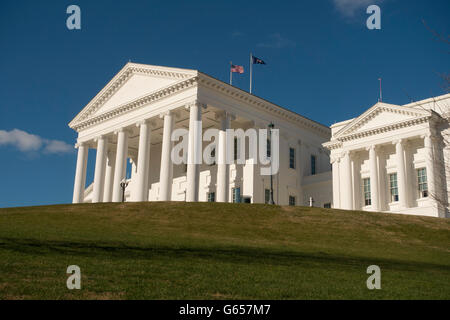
[0,202,449,300]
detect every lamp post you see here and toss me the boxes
[120,179,129,203]
[309,196,315,207]
[268,122,275,205]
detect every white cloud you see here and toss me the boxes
[332,0,379,18]
[0,129,73,155]
[0,129,42,152]
[43,139,74,154]
[257,33,296,49]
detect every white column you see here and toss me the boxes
[135,120,152,202]
[103,150,116,202]
[341,151,353,210]
[395,139,408,209]
[159,111,174,201]
[368,145,380,211]
[332,157,340,208]
[186,102,203,202]
[92,136,108,203]
[112,129,129,202]
[72,142,88,204]
[423,133,436,200]
[130,155,138,178]
[217,112,231,202]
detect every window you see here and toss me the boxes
[289,196,296,206]
[324,203,331,209]
[363,178,371,206]
[311,155,317,175]
[266,139,271,158]
[417,168,428,198]
[289,148,296,169]
[209,148,216,166]
[207,192,215,202]
[389,173,399,202]
[232,187,241,203]
[234,138,238,161]
[264,189,271,204]
[183,151,188,173]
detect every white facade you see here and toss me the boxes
[69,63,333,207]
[324,94,450,218]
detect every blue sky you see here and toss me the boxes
[0,0,448,207]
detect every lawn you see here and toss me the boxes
[0,202,449,299]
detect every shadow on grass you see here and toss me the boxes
[1,237,448,273]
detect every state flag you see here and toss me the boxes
[252,56,266,65]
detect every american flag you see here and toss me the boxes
[231,64,244,74]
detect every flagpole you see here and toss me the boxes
[230,61,233,85]
[378,78,382,102]
[250,53,253,94]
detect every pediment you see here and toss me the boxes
[91,73,179,116]
[335,102,431,138]
[69,63,197,128]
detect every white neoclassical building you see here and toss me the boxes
[323,94,450,218]
[69,63,333,206]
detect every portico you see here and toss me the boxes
[324,97,450,218]
[69,63,333,207]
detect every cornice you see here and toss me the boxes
[323,141,342,151]
[196,74,331,139]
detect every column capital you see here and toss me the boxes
[159,109,181,119]
[341,150,352,158]
[420,132,433,140]
[393,138,404,146]
[159,110,172,119]
[365,145,378,152]
[93,135,108,143]
[214,110,235,121]
[136,118,157,128]
[331,156,341,164]
[75,141,88,149]
[136,119,149,126]
[185,100,207,110]
[114,127,133,135]
[422,133,439,148]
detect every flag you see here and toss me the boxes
[231,64,244,74]
[252,56,266,65]
[249,54,267,94]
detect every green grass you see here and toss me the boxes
[0,202,449,300]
